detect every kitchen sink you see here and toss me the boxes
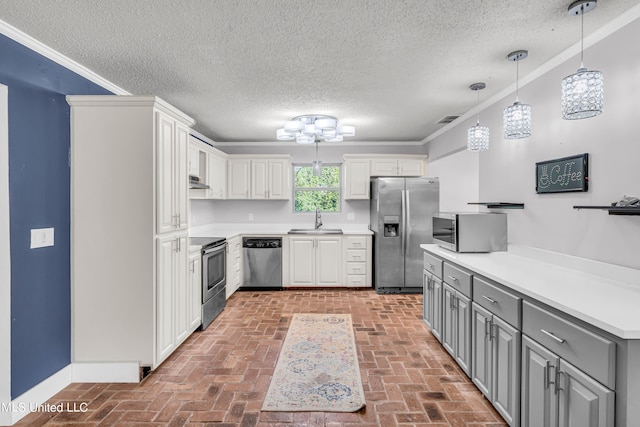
[288,228,343,234]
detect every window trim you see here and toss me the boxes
[292,163,342,213]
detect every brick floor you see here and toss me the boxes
[15,289,507,426]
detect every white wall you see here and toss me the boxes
[425,12,640,269]
[190,144,426,227]
[426,148,480,212]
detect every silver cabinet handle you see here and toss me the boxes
[482,295,496,304]
[447,275,459,283]
[484,317,491,338]
[544,362,556,390]
[427,262,434,270]
[541,329,565,344]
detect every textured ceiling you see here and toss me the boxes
[0,0,638,144]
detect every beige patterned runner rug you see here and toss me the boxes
[262,313,366,412]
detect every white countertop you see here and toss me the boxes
[190,222,372,239]
[421,244,640,339]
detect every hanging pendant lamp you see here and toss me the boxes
[504,50,532,139]
[312,141,322,176]
[561,0,603,120]
[467,83,489,152]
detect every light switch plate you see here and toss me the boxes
[30,227,54,249]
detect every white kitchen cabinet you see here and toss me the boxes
[288,235,342,286]
[343,235,372,287]
[188,143,200,177]
[343,157,370,200]
[188,249,202,331]
[251,157,290,200]
[68,95,196,372]
[226,236,241,298]
[157,112,189,233]
[370,157,425,177]
[208,149,227,199]
[227,158,251,199]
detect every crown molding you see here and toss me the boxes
[0,19,130,95]
[212,140,424,147]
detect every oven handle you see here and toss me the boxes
[203,242,227,255]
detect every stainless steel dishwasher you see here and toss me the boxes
[241,237,282,290]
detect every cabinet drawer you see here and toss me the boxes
[423,252,443,279]
[346,236,368,249]
[473,276,521,328]
[443,262,472,297]
[347,275,366,287]
[346,249,367,262]
[522,301,616,389]
[346,262,367,275]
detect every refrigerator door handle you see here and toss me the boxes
[401,189,406,257]
[405,188,411,256]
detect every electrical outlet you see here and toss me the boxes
[30,227,54,249]
[248,213,254,221]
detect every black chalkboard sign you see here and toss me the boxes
[536,153,588,193]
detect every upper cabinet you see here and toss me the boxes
[343,154,428,199]
[227,155,291,200]
[188,135,227,200]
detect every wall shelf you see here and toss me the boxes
[468,202,525,209]
[573,206,640,216]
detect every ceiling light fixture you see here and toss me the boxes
[561,0,603,120]
[504,50,532,139]
[467,83,489,152]
[312,141,322,176]
[276,115,355,144]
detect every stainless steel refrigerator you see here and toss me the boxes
[370,177,439,293]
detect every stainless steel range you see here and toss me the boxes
[190,237,227,329]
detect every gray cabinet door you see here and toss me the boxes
[432,276,442,341]
[558,360,614,427]
[442,283,456,357]
[472,303,492,398]
[455,292,472,376]
[493,316,521,426]
[521,335,559,427]
[423,270,431,325]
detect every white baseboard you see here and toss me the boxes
[0,362,140,426]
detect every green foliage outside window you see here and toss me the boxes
[293,165,341,212]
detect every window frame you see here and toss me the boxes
[291,163,342,214]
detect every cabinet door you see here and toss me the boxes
[227,159,251,199]
[370,159,398,176]
[472,303,493,398]
[431,276,443,341]
[289,236,316,285]
[557,360,614,427]
[188,144,200,177]
[156,112,176,234]
[316,236,342,286]
[521,335,559,427]
[174,235,189,344]
[344,159,370,199]
[208,151,226,199]
[492,316,521,426]
[423,271,432,326]
[442,283,456,357]
[175,123,189,230]
[188,253,202,330]
[397,159,424,176]
[268,159,290,200]
[251,159,269,199]
[455,292,472,376]
[156,236,176,363]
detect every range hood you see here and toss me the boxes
[189,175,210,190]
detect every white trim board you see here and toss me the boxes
[0,19,130,96]
[0,84,11,426]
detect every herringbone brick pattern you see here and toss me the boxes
[16,289,507,426]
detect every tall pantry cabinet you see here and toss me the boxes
[67,96,196,374]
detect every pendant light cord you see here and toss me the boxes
[580,4,585,67]
[515,59,520,102]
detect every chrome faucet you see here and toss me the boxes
[315,207,323,230]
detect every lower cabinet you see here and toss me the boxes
[422,270,443,341]
[521,335,614,427]
[472,303,520,426]
[226,236,241,297]
[289,235,342,286]
[442,282,472,376]
[156,233,190,364]
[188,250,202,331]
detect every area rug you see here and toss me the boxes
[262,313,366,412]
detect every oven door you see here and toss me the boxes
[202,242,227,302]
[432,214,457,252]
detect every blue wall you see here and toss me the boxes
[0,34,112,398]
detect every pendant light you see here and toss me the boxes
[467,83,489,152]
[561,0,603,120]
[312,141,322,176]
[504,50,532,139]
